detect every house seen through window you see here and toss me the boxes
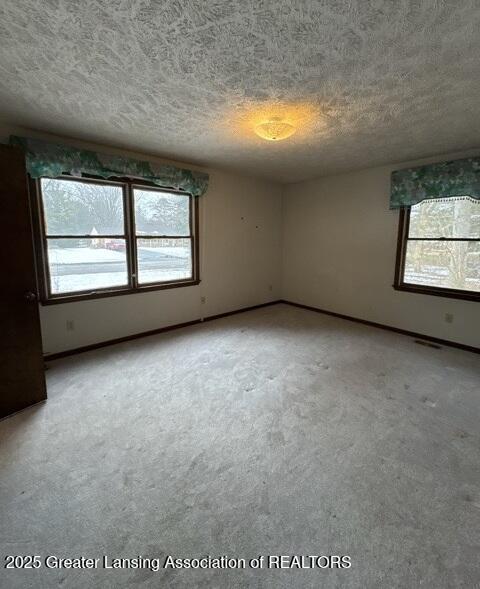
[38,177,197,301]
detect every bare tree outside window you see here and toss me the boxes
[40,178,128,294]
[402,197,480,293]
[41,178,124,235]
[37,177,196,301]
[133,188,192,284]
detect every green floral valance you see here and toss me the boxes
[390,156,480,209]
[9,135,209,197]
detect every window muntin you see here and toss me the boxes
[396,197,480,299]
[37,177,197,302]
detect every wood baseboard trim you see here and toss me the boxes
[280,300,479,355]
[44,299,478,360]
[44,300,282,361]
[203,301,280,322]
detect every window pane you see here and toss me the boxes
[137,238,192,284]
[47,238,128,294]
[408,198,480,238]
[404,240,480,291]
[134,188,190,236]
[41,178,125,235]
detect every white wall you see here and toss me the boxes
[3,123,477,352]
[282,152,480,349]
[0,125,282,354]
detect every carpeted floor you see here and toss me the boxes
[1,303,479,588]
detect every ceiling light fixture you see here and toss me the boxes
[254,117,296,141]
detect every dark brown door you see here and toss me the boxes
[0,145,46,419]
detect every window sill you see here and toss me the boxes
[393,282,479,302]
[40,279,201,305]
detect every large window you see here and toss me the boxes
[394,197,480,301]
[33,176,198,303]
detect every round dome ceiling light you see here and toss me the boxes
[254,117,296,141]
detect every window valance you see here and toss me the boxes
[9,135,209,197]
[390,156,480,209]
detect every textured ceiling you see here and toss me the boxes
[1,0,479,183]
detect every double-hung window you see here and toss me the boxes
[394,197,480,301]
[33,176,199,303]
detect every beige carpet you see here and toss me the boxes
[1,304,479,588]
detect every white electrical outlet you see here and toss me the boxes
[66,320,75,331]
[445,313,453,324]
[200,296,206,304]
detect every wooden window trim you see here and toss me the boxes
[393,207,479,302]
[29,174,200,305]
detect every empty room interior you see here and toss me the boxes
[1,1,479,588]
